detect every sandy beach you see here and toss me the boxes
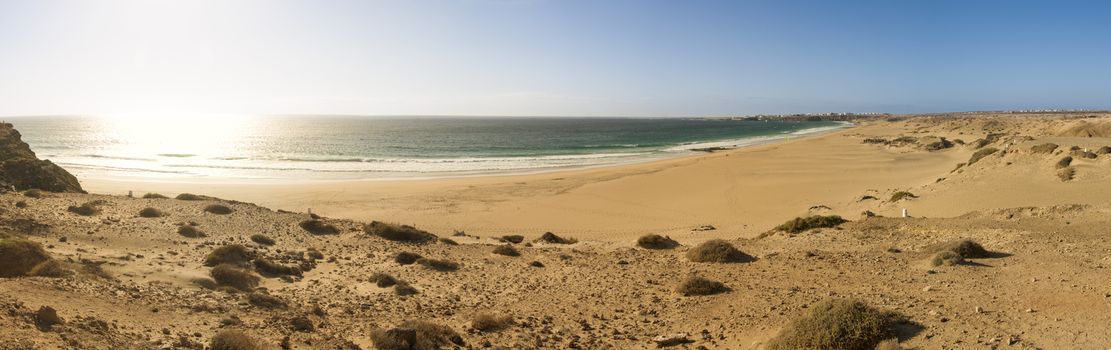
[4,112,1111,349]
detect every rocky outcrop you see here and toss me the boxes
[0,123,84,193]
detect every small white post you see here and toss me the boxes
[901,208,908,218]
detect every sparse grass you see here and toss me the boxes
[637,234,679,249]
[536,232,577,244]
[1030,143,1059,154]
[967,147,999,165]
[1058,167,1076,181]
[249,234,275,246]
[774,215,848,234]
[500,235,524,244]
[686,239,752,263]
[889,191,917,202]
[210,264,259,291]
[247,292,287,309]
[204,244,254,266]
[766,299,908,350]
[0,238,52,277]
[204,204,234,215]
[175,193,206,201]
[492,244,520,257]
[142,193,168,199]
[930,250,964,266]
[677,275,729,296]
[371,272,397,287]
[416,258,459,271]
[178,225,206,238]
[370,320,463,350]
[210,329,265,350]
[138,207,165,218]
[253,259,300,277]
[1056,156,1073,169]
[365,221,437,243]
[395,251,423,265]
[67,202,100,216]
[29,259,72,277]
[23,189,45,198]
[472,312,513,332]
[299,219,339,235]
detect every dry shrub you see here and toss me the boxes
[775,215,848,234]
[1055,156,1073,169]
[178,225,206,238]
[365,221,436,243]
[0,238,51,277]
[637,234,679,249]
[395,251,423,265]
[930,251,964,266]
[29,259,72,278]
[500,235,524,244]
[67,202,100,216]
[299,219,339,235]
[889,191,917,202]
[175,193,207,201]
[80,261,113,280]
[1071,149,1098,159]
[142,193,168,199]
[874,339,905,350]
[1058,167,1075,181]
[472,312,513,332]
[247,292,286,309]
[767,299,908,350]
[536,232,577,244]
[210,264,260,291]
[23,189,45,198]
[1029,143,1059,154]
[192,277,218,289]
[686,240,752,263]
[371,272,397,287]
[210,329,266,350]
[930,239,990,258]
[34,306,63,331]
[394,281,419,296]
[138,207,165,218]
[370,320,463,350]
[249,234,275,246]
[417,258,459,271]
[677,275,729,296]
[204,204,234,215]
[254,259,300,277]
[205,245,254,266]
[1097,146,1111,155]
[290,315,314,332]
[492,244,520,257]
[967,147,999,165]
[437,237,458,245]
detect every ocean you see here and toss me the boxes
[7,116,847,180]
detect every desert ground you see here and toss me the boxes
[3,112,1111,349]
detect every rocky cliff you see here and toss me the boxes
[0,123,84,193]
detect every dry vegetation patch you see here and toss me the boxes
[416,258,459,271]
[889,191,917,202]
[210,264,260,291]
[686,239,752,263]
[210,329,266,350]
[371,272,397,287]
[637,234,678,249]
[1056,156,1073,169]
[204,204,234,215]
[536,232,577,244]
[249,234,275,246]
[204,245,255,266]
[67,202,101,216]
[138,207,165,218]
[0,238,52,277]
[500,235,525,244]
[1058,167,1076,181]
[395,252,423,265]
[247,292,287,309]
[370,320,463,350]
[774,215,848,234]
[677,275,729,296]
[767,299,908,350]
[175,193,207,201]
[141,193,168,199]
[29,259,72,278]
[967,147,999,165]
[492,244,520,256]
[1030,143,1059,154]
[472,312,513,332]
[178,225,206,238]
[365,221,436,243]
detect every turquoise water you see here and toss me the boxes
[7,116,847,180]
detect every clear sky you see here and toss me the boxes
[1,0,1109,117]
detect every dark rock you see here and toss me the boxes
[0,123,84,193]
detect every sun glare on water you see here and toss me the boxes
[98,113,255,160]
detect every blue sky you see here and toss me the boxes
[1,0,1109,117]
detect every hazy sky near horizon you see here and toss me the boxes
[1,0,1110,117]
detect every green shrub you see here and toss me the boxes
[210,264,260,291]
[967,147,999,164]
[767,299,907,350]
[492,244,520,257]
[0,238,52,277]
[365,221,436,243]
[677,276,729,296]
[637,234,678,249]
[774,215,848,234]
[686,240,751,263]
